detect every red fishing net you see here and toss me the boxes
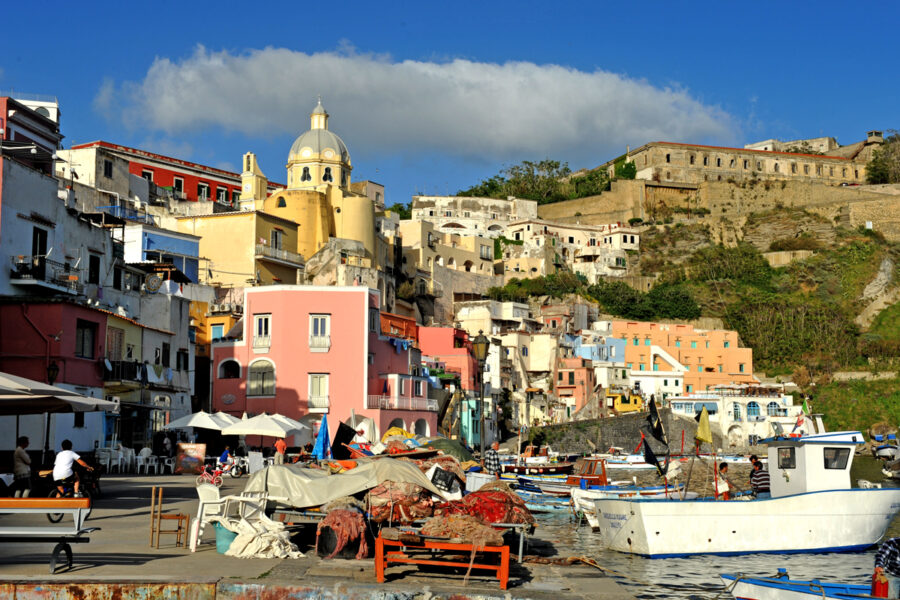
[366,481,434,524]
[434,489,535,525]
[315,509,368,560]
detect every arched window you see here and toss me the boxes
[323,167,333,182]
[248,360,275,396]
[219,360,241,379]
[276,198,287,208]
[747,401,760,417]
[301,167,311,182]
[774,163,780,172]
[767,401,781,416]
[521,346,528,357]
[732,402,741,421]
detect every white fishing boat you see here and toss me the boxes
[720,570,871,599]
[593,431,900,557]
[572,484,696,530]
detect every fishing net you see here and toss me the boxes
[434,489,535,525]
[315,509,368,560]
[366,480,434,524]
[420,514,503,547]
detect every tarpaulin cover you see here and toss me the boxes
[242,459,446,509]
[381,426,414,442]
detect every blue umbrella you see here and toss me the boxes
[312,414,331,460]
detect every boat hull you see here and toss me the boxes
[720,574,869,600]
[502,463,574,475]
[594,488,900,557]
[571,485,690,530]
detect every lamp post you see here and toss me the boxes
[471,330,490,457]
[43,361,60,464]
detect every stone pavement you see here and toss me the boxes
[0,473,636,599]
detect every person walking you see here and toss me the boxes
[483,440,502,479]
[874,537,900,597]
[274,438,287,465]
[13,436,31,498]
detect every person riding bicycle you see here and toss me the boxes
[217,446,233,473]
[53,439,92,497]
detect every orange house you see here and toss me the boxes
[612,321,754,393]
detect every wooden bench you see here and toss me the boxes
[375,533,509,589]
[0,497,99,573]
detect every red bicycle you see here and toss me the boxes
[195,464,224,487]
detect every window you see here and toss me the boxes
[74,412,85,428]
[729,158,735,167]
[633,338,639,346]
[75,320,96,358]
[718,365,723,372]
[644,338,650,346]
[777,447,796,469]
[774,163,780,172]
[232,189,241,204]
[219,360,240,379]
[160,343,171,367]
[173,177,184,196]
[766,401,781,416]
[697,365,703,372]
[521,346,528,357]
[270,229,283,250]
[739,363,745,373]
[88,254,101,285]
[301,167,311,182]
[804,165,810,175]
[690,340,697,349]
[568,372,575,385]
[829,167,834,176]
[309,373,329,407]
[791,163,797,174]
[665,153,671,163]
[703,156,709,166]
[141,170,154,182]
[716,158,722,167]
[176,349,189,371]
[639,364,645,371]
[310,314,331,350]
[323,167,333,182]
[842,168,847,177]
[663,379,668,386]
[816,165,822,175]
[732,402,741,421]
[125,344,134,360]
[216,187,227,203]
[480,245,491,260]
[675,340,681,347]
[705,341,710,348]
[103,160,113,178]
[724,341,730,348]
[747,401,760,417]
[823,447,850,470]
[558,371,563,381]
[414,380,423,396]
[248,361,275,396]
[686,384,692,392]
[690,155,695,165]
[197,182,210,200]
[253,314,271,348]
[211,324,225,340]
[277,198,287,208]
[368,308,378,332]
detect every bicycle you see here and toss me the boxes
[45,476,92,523]
[196,464,224,487]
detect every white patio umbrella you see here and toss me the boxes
[164,410,231,431]
[220,413,310,438]
[0,371,117,415]
[212,411,241,425]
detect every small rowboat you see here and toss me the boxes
[721,570,870,599]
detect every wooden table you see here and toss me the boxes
[375,533,509,590]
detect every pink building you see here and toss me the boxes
[555,357,596,414]
[211,286,437,441]
[417,327,477,392]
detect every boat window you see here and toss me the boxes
[823,447,850,470]
[777,447,796,469]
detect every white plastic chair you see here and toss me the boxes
[162,456,176,474]
[189,486,272,551]
[109,449,124,473]
[136,447,153,474]
[119,445,135,473]
[96,448,112,472]
[146,455,159,475]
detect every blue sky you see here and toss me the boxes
[3,1,897,205]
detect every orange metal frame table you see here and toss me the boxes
[375,533,510,590]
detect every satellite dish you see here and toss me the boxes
[145,274,163,293]
[104,358,113,371]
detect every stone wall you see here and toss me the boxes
[532,408,730,456]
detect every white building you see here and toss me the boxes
[411,195,537,238]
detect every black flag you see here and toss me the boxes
[643,439,667,477]
[646,395,667,446]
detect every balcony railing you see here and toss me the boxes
[255,244,305,267]
[309,335,331,350]
[9,255,83,294]
[98,205,157,225]
[252,335,271,348]
[103,360,142,383]
[308,396,329,410]
[366,395,438,412]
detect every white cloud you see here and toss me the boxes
[102,46,738,165]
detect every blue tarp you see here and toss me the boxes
[313,414,332,459]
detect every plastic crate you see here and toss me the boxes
[430,466,457,492]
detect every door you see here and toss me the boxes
[31,227,48,280]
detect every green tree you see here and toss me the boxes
[614,160,637,179]
[458,175,508,198]
[689,243,773,286]
[647,284,701,320]
[867,131,900,184]
[503,159,572,204]
[570,169,610,197]
[388,202,412,219]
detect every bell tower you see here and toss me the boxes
[240,152,268,210]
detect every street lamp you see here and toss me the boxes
[471,330,490,457]
[46,361,59,385]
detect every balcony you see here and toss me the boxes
[252,335,271,352]
[309,335,331,351]
[102,360,143,393]
[98,205,157,226]
[9,255,83,295]
[366,395,438,412]
[255,244,305,268]
[307,395,329,413]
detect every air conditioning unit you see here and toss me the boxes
[209,303,222,313]
[105,395,121,414]
[233,304,243,313]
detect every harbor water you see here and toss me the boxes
[534,456,899,599]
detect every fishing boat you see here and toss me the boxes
[572,484,695,530]
[872,434,899,461]
[501,444,576,475]
[720,570,870,599]
[593,431,900,557]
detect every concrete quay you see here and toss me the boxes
[0,474,635,600]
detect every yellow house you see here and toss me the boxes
[101,312,148,405]
[606,391,644,414]
[241,100,377,263]
[176,211,304,287]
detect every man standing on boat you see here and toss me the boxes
[874,537,900,597]
[750,460,770,498]
[483,441,502,479]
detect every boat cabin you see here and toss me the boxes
[766,431,864,498]
[566,457,609,487]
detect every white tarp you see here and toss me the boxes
[242,459,446,509]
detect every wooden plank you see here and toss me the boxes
[0,498,90,509]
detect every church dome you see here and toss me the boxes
[288,128,350,164]
[287,100,351,165]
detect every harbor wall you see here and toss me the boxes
[532,408,741,455]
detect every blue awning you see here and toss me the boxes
[693,401,718,414]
